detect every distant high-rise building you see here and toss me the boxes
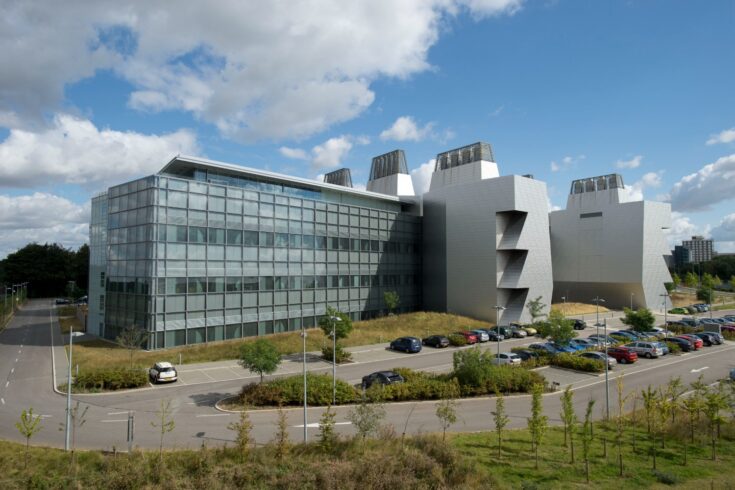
[673,245,691,269]
[681,235,714,263]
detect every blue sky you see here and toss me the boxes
[1,0,734,258]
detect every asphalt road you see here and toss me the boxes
[0,299,733,451]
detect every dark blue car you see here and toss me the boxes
[389,336,422,353]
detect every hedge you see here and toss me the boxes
[74,367,148,391]
[240,373,358,406]
[447,334,467,347]
[550,353,604,373]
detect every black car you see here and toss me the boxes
[361,370,404,390]
[55,298,71,305]
[479,328,503,341]
[514,349,539,362]
[572,319,587,330]
[662,337,692,352]
[694,332,720,346]
[389,336,422,353]
[422,335,450,348]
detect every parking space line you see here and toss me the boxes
[101,419,127,423]
[1,398,4,405]
[195,413,230,418]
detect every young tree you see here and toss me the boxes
[641,385,657,434]
[319,306,354,363]
[383,290,400,315]
[16,407,42,469]
[666,377,685,423]
[656,387,674,449]
[701,272,717,290]
[527,383,548,470]
[560,385,577,464]
[318,405,338,453]
[729,275,735,292]
[492,390,510,459]
[684,271,699,288]
[229,409,253,462]
[151,399,175,467]
[535,309,576,345]
[697,287,714,305]
[435,397,458,442]
[116,325,148,368]
[703,387,728,461]
[620,307,655,332]
[671,272,681,289]
[347,397,385,444]
[525,296,547,323]
[614,376,630,476]
[238,338,281,384]
[580,399,596,484]
[273,406,290,461]
[58,401,88,473]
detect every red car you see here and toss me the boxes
[677,335,703,350]
[606,346,638,364]
[455,331,479,344]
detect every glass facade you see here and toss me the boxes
[97,160,422,349]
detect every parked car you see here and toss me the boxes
[390,337,422,353]
[569,338,594,349]
[579,351,617,369]
[511,322,537,336]
[489,326,512,338]
[514,349,540,362]
[55,298,71,305]
[610,330,640,341]
[587,334,616,345]
[528,343,561,355]
[623,341,664,359]
[149,362,178,383]
[422,335,450,348]
[730,368,735,383]
[572,319,587,330]
[491,352,522,365]
[652,341,670,355]
[662,336,693,352]
[677,334,703,350]
[454,331,479,345]
[606,346,638,364]
[668,307,688,314]
[692,303,710,312]
[477,328,503,341]
[552,342,583,352]
[361,371,404,390]
[471,329,490,342]
[692,332,716,346]
[508,325,528,338]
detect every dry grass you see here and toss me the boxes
[68,311,494,371]
[59,316,84,334]
[551,302,609,316]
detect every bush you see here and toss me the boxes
[686,306,697,314]
[321,344,353,364]
[75,367,148,391]
[723,330,735,341]
[240,373,359,406]
[451,349,546,395]
[366,368,460,402]
[550,353,604,373]
[653,470,681,485]
[664,341,682,354]
[447,334,467,347]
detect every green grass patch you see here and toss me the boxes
[68,311,493,372]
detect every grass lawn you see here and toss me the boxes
[551,302,610,316]
[68,311,494,371]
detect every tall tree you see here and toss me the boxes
[535,309,577,345]
[671,272,681,289]
[684,271,699,288]
[620,307,655,332]
[1,243,77,298]
[525,296,547,323]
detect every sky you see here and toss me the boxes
[1,0,734,259]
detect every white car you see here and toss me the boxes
[149,362,178,383]
[491,352,522,365]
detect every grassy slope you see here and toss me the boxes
[551,302,610,316]
[1,418,733,489]
[68,311,494,371]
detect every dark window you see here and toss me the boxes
[207,277,225,293]
[316,276,327,288]
[243,276,259,291]
[260,232,274,247]
[289,234,302,248]
[302,235,315,249]
[226,229,243,245]
[315,236,327,249]
[580,212,603,219]
[259,276,274,290]
[208,228,225,244]
[303,276,316,289]
[226,277,242,292]
[189,226,207,243]
[243,230,258,246]
[275,233,289,248]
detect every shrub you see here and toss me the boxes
[550,353,604,373]
[653,470,681,485]
[321,344,353,364]
[240,373,359,406]
[723,330,735,341]
[664,341,682,354]
[75,367,148,391]
[366,369,460,402]
[447,334,467,347]
[451,349,546,395]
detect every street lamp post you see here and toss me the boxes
[301,326,308,442]
[65,304,74,451]
[603,318,610,420]
[592,296,605,352]
[630,293,634,310]
[493,305,506,360]
[329,315,342,406]
[561,296,566,316]
[660,293,670,330]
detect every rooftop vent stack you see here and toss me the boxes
[428,141,499,191]
[366,149,415,196]
[323,168,353,188]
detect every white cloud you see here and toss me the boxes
[669,154,735,212]
[706,128,735,145]
[0,114,197,189]
[623,171,663,201]
[0,193,90,259]
[615,155,643,169]
[311,136,354,171]
[711,213,735,242]
[279,147,309,160]
[664,211,710,249]
[547,197,561,212]
[410,159,436,195]
[0,1,523,141]
[550,154,585,172]
[380,116,434,142]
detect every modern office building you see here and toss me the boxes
[681,235,714,263]
[673,245,691,269]
[88,155,422,348]
[422,142,553,324]
[549,174,672,310]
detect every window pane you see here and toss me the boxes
[243,276,259,291]
[188,277,206,293]
[260,232,274,247]
[226,277,242,292]
[259,276,274,290]
[243,230,258,246]
[226,229,243,245]
[190,226,207,243]
[275,233,289,248]
[207,277,225,293]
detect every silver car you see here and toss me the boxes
[471,329,490,342]
[624,341,664,359]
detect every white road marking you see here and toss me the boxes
[4,381,8,388]
[294,422,352,428]
[1,398,4,405]
[10,368,14,374]
[690,366,709,373]
[195,413,231,418]
[101,419,127,423]
[40,415,52,418]
[17,350,21,354]
[107,411,128,416]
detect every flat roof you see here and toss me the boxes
[160,155,404,203]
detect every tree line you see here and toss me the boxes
[0,243,89,298]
